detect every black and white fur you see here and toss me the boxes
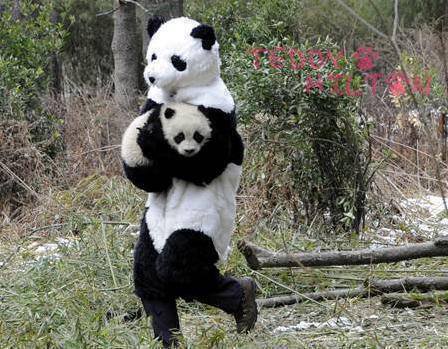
[122,17,247,345]
[132,16,243,261]
[141,16,235,115]
[121,102,243,266]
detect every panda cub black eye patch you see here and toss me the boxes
[193,131,204,143]
[171,55,187,71]
[174,133,185,144]
[151,53,157,61]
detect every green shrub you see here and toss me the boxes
[188,1,373,231]
[0,1,66,120]
[0,1,67,210]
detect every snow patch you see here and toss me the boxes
[402,195,447,218]
[273,316,363,334]
[363,195,448,248]
[28,237,78,261]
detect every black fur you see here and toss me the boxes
[122,107,173,192]
[229,129,244,166]
[155,229,220,294]
[147,16,165,39]
[123,160,172,193]
[171,55,187,71]
[134,210,168,300]
[134,212,221,299]
[190,24,216,50]
[140,98,161,115]
[164,108,175,119]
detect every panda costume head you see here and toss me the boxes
[144,16,220,92]
[141,16,235,114]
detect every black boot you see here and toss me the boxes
[233,277,258,333]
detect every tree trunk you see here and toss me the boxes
[139,0,152,59]
[49,6,63,96]
[112,0,140,110]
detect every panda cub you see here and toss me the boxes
[122,102,239,190]
[160,104,212,158]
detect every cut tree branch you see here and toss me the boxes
[238,238,448,270]
[381,291,448,308]
[258,276,448,308]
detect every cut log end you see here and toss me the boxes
[237,240,261,270]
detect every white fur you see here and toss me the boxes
[121,113,151,167]
[160,103,211,157]
[144,17,235,113]
[149,78,235,114]
[145,163,242,261]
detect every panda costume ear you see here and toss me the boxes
[147,16,166,39]
[190,24,216,50]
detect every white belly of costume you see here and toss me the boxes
[145,164,242,261]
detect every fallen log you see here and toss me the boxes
[238,238,448,270]
[381,291,448,308]
[257,276,448,308]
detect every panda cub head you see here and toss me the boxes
[160,103,212,158]
[144,16,221,92]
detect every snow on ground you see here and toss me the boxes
[273,316,364,334]
[402,195,448,218]
[363,195,448,248]
[27,237,77,261]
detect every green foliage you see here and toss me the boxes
[188,1,372,231]
[0,1,66,119]
[0,1,67,157]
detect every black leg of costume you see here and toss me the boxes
[141,297,180,348]
[187,276,243,315]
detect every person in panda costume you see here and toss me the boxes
[122,102,257,347]
[121,15,258,345]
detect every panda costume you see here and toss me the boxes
[121,16,257,347]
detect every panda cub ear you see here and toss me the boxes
[190,24,216,50]
[147,16,166,39]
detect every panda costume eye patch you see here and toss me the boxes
[174,133,185,144]
[151,53,157,61]
[171,55,187,71]
[165,108,175,119]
